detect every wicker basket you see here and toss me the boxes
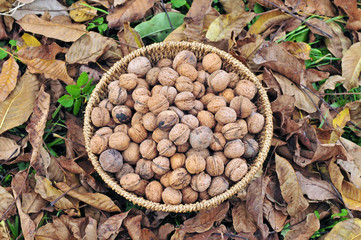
[83,41,273,212]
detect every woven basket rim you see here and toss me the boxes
[83,41,273,212]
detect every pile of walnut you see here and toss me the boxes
[90,50,265,205]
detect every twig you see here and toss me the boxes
[53,133,85,148]
[319,92,361,96]
[160,0,174,31]
[50,184,81,207]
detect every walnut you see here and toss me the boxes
[152,85,177,105]
[134,95,150,114]
[162,187,182,205]
[142,112,157,131]
[158,67,179,86]
[214,151,228,165]
[197,70,209,84]
[222,123,247,140]
[152,128,169,143]
[145,181,163,203]
[128,124,147,143]
[120,173,141,191]
[189,126,213,150]
[127,56,151,77]
[173,50,197,70]
[145,67,160,86]
[197,110,216,129]
[199,190,210,200]
[200,93,216,106]
[131,112,143,126]
[174,92,195,111]
[186,148,210,159]
[192,81,206,99]
[170,153,186,169]
[132,87,151,101]
[169,168,191,189]
[247,112,265,134]
[208,176,229,197]
[135,159,155,180]
[182,187,198,204]
[116,163,134,180]
[157,139,176,157]
[225,158,248,182]
[177,142,190,153]
[119,73,138,90]
[189,100,204,116]
[207,96,227,113]
[134,179,149,196]
[112,105,132,124]
[95,127,113,140]
[136,78,150,90]
[205,155,224,176]
[243,138,259,159]
[90,135,107,154]
[175,76,193,92]
[228,72,239,88]
[207,70,230,92]
[98,99,113,112]
[237,119,248,136]
[140,139,158,159]
[224,139,245,158]
[190,172,211,192]
[235,80,257,100]
[176,63,198,81]
[210,133,226,151]
[169,123,190,145]
[148,94,169,115]
[230,96,254,119]
[185,155,206,174]
[156,58,173,68]
[181,114,199,130]
[220,89,234,104]
[169,106,184,119]
[214,122,224,133]
[91,107,110,127]
[99,149,123,173]
[108,83,127,105]
[152,156,170,175]
[156,110,179,131]
[160,171,172,187]
[202,53,222,73]
[124,94,135,109]
[108,132,130,151]
[215,107,237,125]
[122,142,140,165]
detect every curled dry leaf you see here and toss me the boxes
[0,56,19,102]
[0,221,11,239]
[219,0,245,14]
[0,70,39,134]
[263,198,287,232]
[184,225,228,240]
[21,192,48,214]
[0,186,15,220]
[123,214,142,240]
[12,0,68,21]
[334,0,361,30]
[281,42,311,60]
[325,218,361,240]
[232,200,257,233]
[158,223,175,240]
[17,42,65,61]
[337,158,361,189]
[342,42,361,91]
[318,75,345,93]
[69,0,97,22]
[26,85,50,176]
[248,10,291,35]
[325,21,351,59]
[98,211,130,240]
[284,213,320,240]
[164,23,187,42]
[117,22,144,56]
[275,154,309,216]
[0,137,22,162]
[17,14,87,42]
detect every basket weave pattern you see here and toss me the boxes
[83,41,273,212]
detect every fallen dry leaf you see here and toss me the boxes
[334,0,361,30]
[98,211,130,240]
[0,221,11,240]
[318,75,345,92]
[341,42,361,91]
[69,0,97,22]
[0,70,39,134]
[184,225,228,240]
[158,223,175,240]
[337,158,361,189]
[284,213,320,240]
[65,112,87,158]
[66,31,115,64]
[281,41,311,60]
[325,218,361,240]
[0,136,22,162]
[123,214,142,240]
[263,199,287,232]
[232,200,257,233]
[248,10,291,35]
[17,32,41,51]
[219,0,244,13]
[117,22,144,56]
[285,0,336,17]
[0,186,15,220]
[17,14,87,42]
[12,0,68,21]
[21,192,48,214]
[325,21,351,59]
[164,23,187,42]
[275,154,309,216]
[17,42,65,61]
[26,85,50,176]
[140,228,156,240]
[0,56,19,102]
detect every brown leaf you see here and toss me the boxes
[337,158,361,189]
[285,213,320,240]
[325,21,351,58]
[232,200,257,233]
[65,112,86,158]
[340,137,361,170]
[182,201,229,233]
[17,14,87,42]
[334,0,361,30]
[0,186,15,220]
[219,0,244,13]
[0,137,22,162]
[342,42,361,90]
[107,0,155,30]
[47,157,65,182]
[275,154,309,216]
[124,214,142,240]
[117,22,144,56]
[307,18,333,38]
[325,218,361,240]
[69,0,97,22]
[318,75,345,93]
[184,225,228,240]
[140,228,156,240]
[55,182,120,212]
[295,171,338,201]
[0,70,40,134]
[0,56,19,102]
[0,17,8,40]
[263,199,287,232]
[248,10,291,35]
[25,85,50,176]
[66,31,115,64]
[98,211,129,240]
[281,42,311,60]
[249,0,285,9]
[158,223,175,240]
[285,0,336,17]
[17,42,66,61]
[21,192,48,214]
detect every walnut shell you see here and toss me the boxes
[134,95,150,114]
[108,132,130,151]
[156,110,179,131]
[197,110,216,129]
[215,107,237,125]
[156,58,173,68]
[175,76,194,92]
[208,70,230,92]
[116,163,135,180]
[247,112,265,134]
[224,139,245,158]
[136,78,150,90]
[225,158,248,182]
[134,179,149,196]
[169,168,191,189]
[189,126,213,150]
[243,138,259,159]
[140,139,158,159]
[235,80,257,100]
[135,159,155,180]
[220,88,234,104]
[142,112,157,131]
[190,172,211,192]
[181,114,199,130]
[124,94,135,109]
[108,83,127,105]
[174,92,195,111]
[128,124,147,143]
[170,153,186,169]
[152,128,169,143]
[207,96,227,113]
[152,85,177,105]
[91,107,110,127]
[192,81,206,99]
[95,127,113,140]
[127,56,151,77]
[208,176,229,197]
[197,70,208,84]
[157,139,176,157]
[162,187,182,205]
[205,155,224,176]
[145,67,160,86]
[160,171,172,187]
[158,67,179,86]
[189,100,204,116]
[229,96,254,119]
[90,135,108,154]
[173,50,197,70]
[119,73,138,90]
[131,112,144,126]
[145,181,163,203]
[169,123,190,145]
[132,87,151,101]
[168,106,184,119]
[210,133,226,151]
[182,186,198,204]
[148,94,169,115]
[176,63,197,81]
[228,72,239,88]
[186,148,210,159]
[112,105,132,124]
[200,93,216,106]
[222,123,247,140]
[199,190,211,200]
[202,53,222,73]
[185,155,206,174]
[122,142,140,165]
[120,173,141,191]
[99,149,123,173]
[152,156,170,175]
[177,142,190,153]
[98,99,114,112]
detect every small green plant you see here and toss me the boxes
[171,0,190,9]
[7,216,21,240]
[87,17,108,35]
[58,72,95,116]
[311,209,349,238]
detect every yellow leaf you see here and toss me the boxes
[281,42,311,60]
[0,56,19,102]
[342,42,361,90]
[325,218,361,240]
[0,221,11,240]
[248,10,291,35]
[333,107,350,129]
[164,23,187,42]
[17,32,41,51]
[69,0,97,22]
[0,71,39,134]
